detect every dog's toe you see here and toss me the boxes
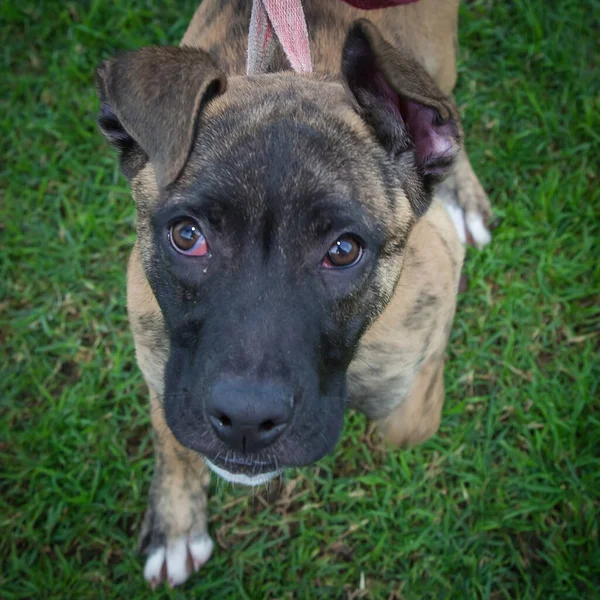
[144,545,166,589]
[165,535,190,587]
[143,533,214,588]
[465,211,492,248]
[189,533,214,571]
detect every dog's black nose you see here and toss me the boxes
[206,378,294,453]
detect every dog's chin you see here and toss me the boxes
[205,459,281,486]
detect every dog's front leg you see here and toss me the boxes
[138,390,214,589]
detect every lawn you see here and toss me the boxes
[1,0,599,598]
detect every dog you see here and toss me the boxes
[96,0,492,587]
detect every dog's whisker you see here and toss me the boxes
[354,356,383,379]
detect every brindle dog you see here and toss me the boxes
[96,0,491,587]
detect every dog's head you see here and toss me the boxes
[96,20,461,484]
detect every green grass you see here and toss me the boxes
[1,0,599,598]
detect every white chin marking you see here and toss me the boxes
[466,211,492,247]
[443,201,467,244]
[205,460,280,486]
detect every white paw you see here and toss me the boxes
[442,200,492,249]
[144,533,214,589]
[465,211,492,248]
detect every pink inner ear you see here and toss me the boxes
[373,72,405,123]
[372,73,458,176]
[399,99,458,175]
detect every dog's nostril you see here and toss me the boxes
[217,413,232,428]
[259,419,276,433]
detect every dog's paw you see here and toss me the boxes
[452,149,494,248]
[456,180,493,248]
[143,532,214,589]
[444,201,492,249]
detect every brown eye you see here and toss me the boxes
[169,219,209,256]
[322,235,363,268]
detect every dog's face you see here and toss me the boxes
[97,21,460,481]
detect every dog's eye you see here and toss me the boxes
[169,219,209,256]
[322,235,363,268]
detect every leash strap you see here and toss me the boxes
[246,0,421,75]
[247,0,312,75]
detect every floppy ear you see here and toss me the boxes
[96,46,226,189]
[342,19,462,215]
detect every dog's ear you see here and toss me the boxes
[96,46,226,188]
[342,19,462,214]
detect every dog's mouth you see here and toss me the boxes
[164,378,347,483]
[205,456,281,486]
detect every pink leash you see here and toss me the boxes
[246,0,421,75]
[247,0,312,75]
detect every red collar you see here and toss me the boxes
[340,0,419,7]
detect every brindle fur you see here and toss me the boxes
[98,0,483,586]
